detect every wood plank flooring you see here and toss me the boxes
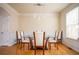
[0,43,79,55]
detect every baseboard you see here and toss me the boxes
[0,42,17,47]
[62,41,79,53]
[7,42,16,46]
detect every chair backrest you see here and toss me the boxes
[55,31,59,40]
[33,32,45,47]
[16,31,21,40]
[58,31,63,39]
[20,31,25,41]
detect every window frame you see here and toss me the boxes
[66,7,79,40]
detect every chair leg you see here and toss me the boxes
[16,45,18,55]
[21,43,22,49]
[17,43,18,48]
[55,43,56,50]
[50,45,51,50]
[48,43,50,50]
[56,43,58,50]
[19,43,21,49]
[34,49,36,55]
[55,43,58,50]
[20,42,22,49]
[22,43,24,50]
[23,44,25,50]
[19,40,21,49]
[49,43,51,50]
[28,43,29,50]
[43,48,45,55]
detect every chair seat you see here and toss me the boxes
[22,38,30,42]
[32,39,46,46]
[48,38,57,42]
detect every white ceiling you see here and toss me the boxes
[9,3,70,13]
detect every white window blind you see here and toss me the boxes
[66,7,79,40]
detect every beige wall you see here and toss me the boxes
[60,3,79,52]
[18,13,59,37]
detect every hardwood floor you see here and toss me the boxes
[0,43,79,55]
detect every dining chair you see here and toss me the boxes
[33,32,45,55]
[20,31,30,50]
[16,31,22,49]
[48,31,59,50]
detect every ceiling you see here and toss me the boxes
[9,3,70,13]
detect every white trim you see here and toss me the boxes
[19,12,58,16]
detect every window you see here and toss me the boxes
[66,7,79,40]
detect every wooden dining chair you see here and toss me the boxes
[16,31,22,49]
[20,31,30,50]
[33,32,45,55]
[58,31,63,43]
[48,31,59,50]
